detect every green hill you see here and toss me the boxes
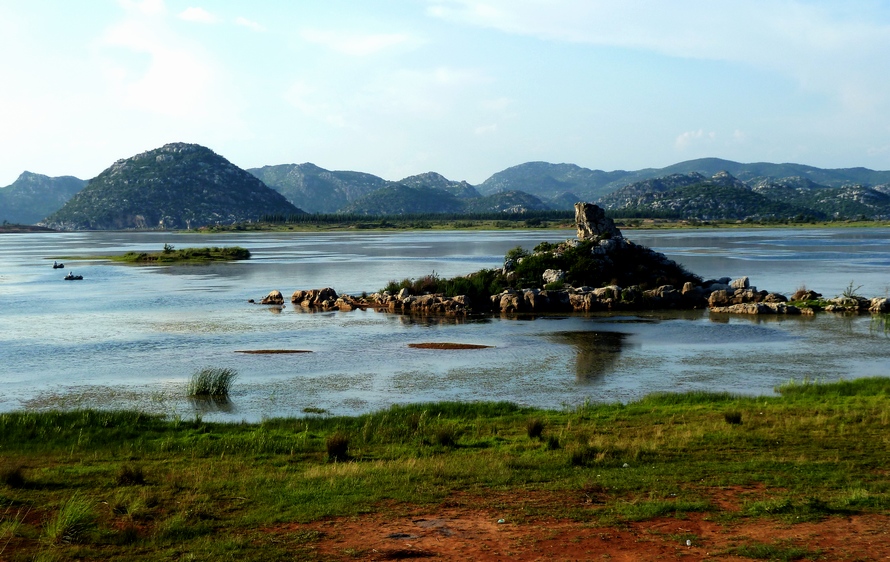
[248,163,387,214]
[44,143,303,230]
[339,184,466,215]
[0,172,86,225]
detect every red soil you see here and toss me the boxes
[263,489,890,561]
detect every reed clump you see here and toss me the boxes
[186,368,237,398]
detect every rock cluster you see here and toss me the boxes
[254,287,475,316]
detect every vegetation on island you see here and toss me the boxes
[105,245,251,264]
[380,236,700,312]
[0,378,888,559]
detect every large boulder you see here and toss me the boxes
[542,269,565,285]
[260,290,284,305]
[574,202,622,241]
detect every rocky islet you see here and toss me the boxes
[256,203,890,317]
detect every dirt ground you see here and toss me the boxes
[265,489,890,561]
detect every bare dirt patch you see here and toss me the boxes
[263,489,890,561]
[407,343,493,350]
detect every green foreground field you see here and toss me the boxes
[1,378,889,560]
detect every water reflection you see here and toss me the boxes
[188,396,236,414]
[550,331,631,383]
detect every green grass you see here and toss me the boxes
[0,378,888,560]
[726,539,821,560]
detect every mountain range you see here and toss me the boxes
[4,144,890,228]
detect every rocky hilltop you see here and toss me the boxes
[43,143,303,230]
[0,172,85,225]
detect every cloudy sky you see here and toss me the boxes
[2,1,890,186]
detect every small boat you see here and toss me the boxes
[64,272,83,281]
[53,261,64,269]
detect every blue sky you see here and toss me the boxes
[2,1,890,186]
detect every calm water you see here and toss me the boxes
[1,227,888,421]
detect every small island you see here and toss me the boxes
[61,245,251,264]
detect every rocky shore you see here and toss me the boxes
[255,203,890,317]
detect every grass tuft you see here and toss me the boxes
[433,426,457,448]
[0,464,26,488]
[43,493,97,544]
[526,417,545,439]
[187,367,237,398]
[326,433,350,461]
[114,464,146,486]
[724,411,743,425]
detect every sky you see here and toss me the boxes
[2,1,890,187]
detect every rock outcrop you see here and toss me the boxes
[575,202,622,241]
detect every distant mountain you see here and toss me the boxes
[248,163,387,214]
[44,143,303,230]
[339,184,465,215]
[339,182,552,215]
[462,190,551,213]
[476,162,634,202]
[0,172,86,224]
[546,192,583,210]
[472,158,890,205]
[598,171,890,220]
[396,172,481,199]
[654,158,890,188]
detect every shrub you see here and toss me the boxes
[545,435,561,450]
[326,433,350,461]
[187,368,237,398]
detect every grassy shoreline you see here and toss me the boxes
[1,377,888,560]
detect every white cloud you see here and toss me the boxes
[474,124,498,135]
[234,16,265,32]
[96,11,229,120]
[427,0,890,114]
[178,7,218,24]
[675,129,716,151]
[300,29,417,56]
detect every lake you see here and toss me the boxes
[1,227,889,421]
